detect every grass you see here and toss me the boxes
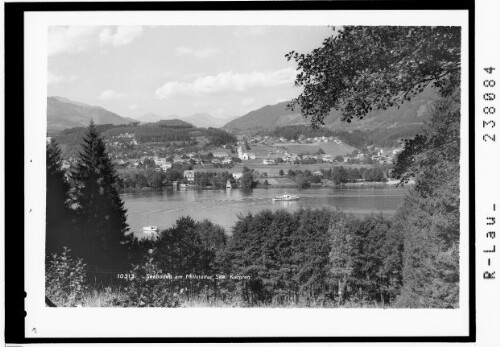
[58,285,389,308]
[274,142,355,156]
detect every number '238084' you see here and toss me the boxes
[483,67,496,142]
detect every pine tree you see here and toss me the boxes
[71,120,132,270]
[46,138,75,256]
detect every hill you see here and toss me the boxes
[47,96,135,133]
[182,113,228,128]
[151,119,194,128]
[137,112,179,123]
[223,86,439,131]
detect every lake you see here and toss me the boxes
[122,186,408,237]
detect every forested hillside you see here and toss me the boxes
[55,122,236,147]
[223,86,437,132]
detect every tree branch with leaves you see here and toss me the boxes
[286,26,461,127]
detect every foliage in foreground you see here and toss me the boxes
[46,210,404,308]
[45,248,89,307]
[392,90,460,308]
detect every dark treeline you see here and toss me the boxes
[320,166,386,184]
[118,169,171,190]
[56,123,237,147]
[114,209,402,307]
[205,127,237,146]
[286,166,387,186]
[258,125,423,149]
[194,171,234,189]
[107,126,193,143]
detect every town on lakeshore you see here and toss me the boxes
[49,123,405,192]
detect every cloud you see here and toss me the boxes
[48,26,101,56]
[156,68,296,98]
[174,46,219,58]
[47,71,77,85]
[233,26,267,37]
[48,25,143,56]
[99,26,143,46]
[242,97,255,106]
[98,89,125,100]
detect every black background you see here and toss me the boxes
[4,0,475,343]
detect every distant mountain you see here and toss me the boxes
[224,87,439,131]
[223,103,305,130]
[137,112,179,123]
[182,113,229,128]
[47,96,135,132]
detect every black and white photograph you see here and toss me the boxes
[44,23,463,309]
[11,4,486,340]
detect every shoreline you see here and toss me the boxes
[119,180,411,194]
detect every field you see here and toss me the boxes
[272,142,356,155]
[247,142,356,157]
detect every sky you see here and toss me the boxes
[48,25,333,122]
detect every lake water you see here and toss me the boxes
[122,187,408,237]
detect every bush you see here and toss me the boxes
[45,247,89,306]
[112,252,181,307]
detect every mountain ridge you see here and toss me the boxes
[47,96,135,133]
[223,87,439,131]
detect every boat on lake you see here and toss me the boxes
[143,225,158,234]
[272,193,299,202]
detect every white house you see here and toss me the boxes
[262,158,275,165]
[232,172,244,180]
[183,170,195,182]
[237,146,252,160]
[213,150,230,158]
[322,155,334,163]
[154,158,167,166]
[160,162,172,170]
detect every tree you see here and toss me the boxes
[143,158,156,169]
[71,120,133,270]
[332,166,348,185]
[296,175,310,189]
[279,169,284,177]
[46,139,75,256]
[286,26,460,126]
[317,148,325,155]
[287,26,461,307]
[392,90,460,307]
[241,170,255,192]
